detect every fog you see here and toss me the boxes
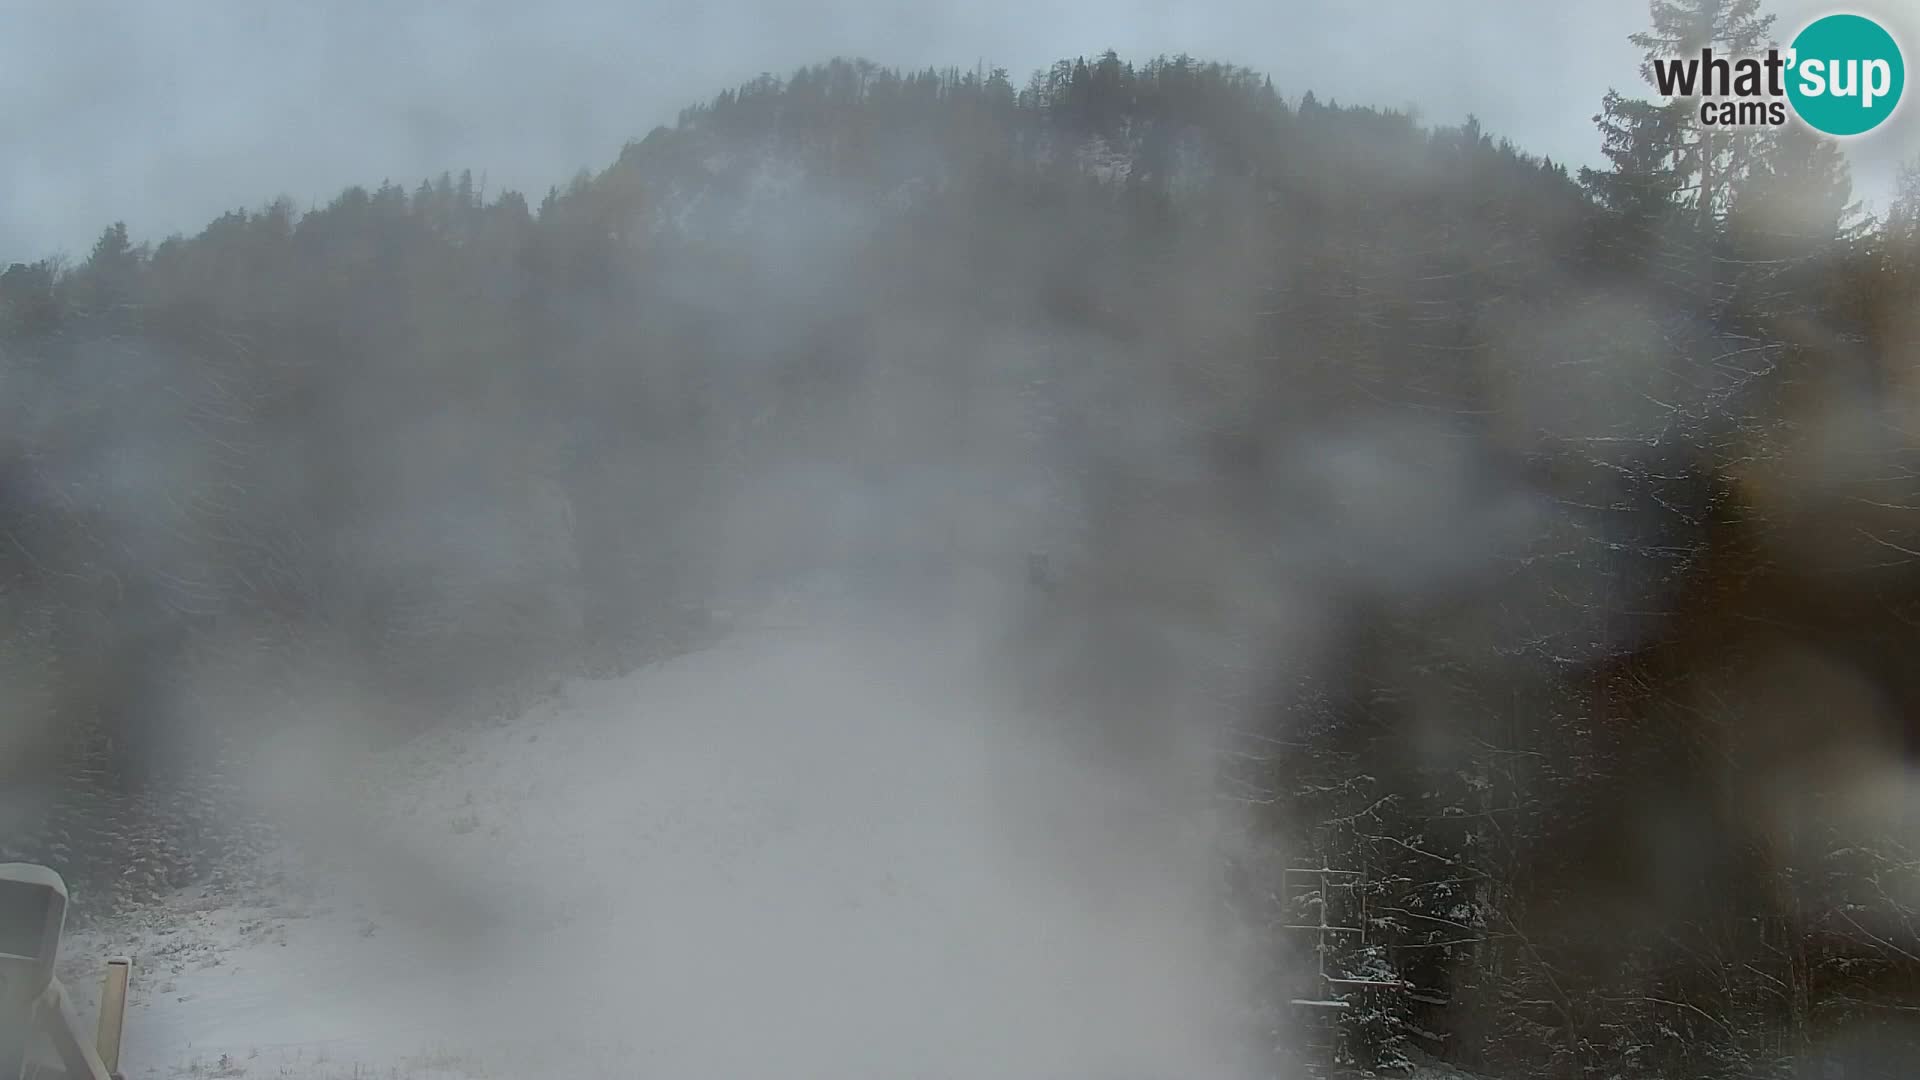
[9,5,1920,1078]
[10,65,1306,1073]
[205,619,1262,1078]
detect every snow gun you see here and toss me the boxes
[0,865,131,1080]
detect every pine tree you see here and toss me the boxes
[1729,123,1858,253]
[1583,89,1693,220]
[1888,158,1920,255]
[75,221,143,315]
[0,260,62,334]
[1582,0,1778,299]
[1643,0,1775,229]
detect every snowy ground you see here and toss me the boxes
[58,617,1280,1080]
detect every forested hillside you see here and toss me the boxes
[6,3,1920,1075]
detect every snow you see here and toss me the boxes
[1405,1056,1496,1080]
[1075,136,1135,185]
[59,619,1265,1079]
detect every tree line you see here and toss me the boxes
[4,5,1920,1075]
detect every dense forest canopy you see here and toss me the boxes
[6,8,1920,1076]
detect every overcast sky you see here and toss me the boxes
[3,0,1916,262]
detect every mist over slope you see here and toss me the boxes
[65,620,1264,1079]
[6,42,1920,1079]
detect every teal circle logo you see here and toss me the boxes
[1786,14,1905,136]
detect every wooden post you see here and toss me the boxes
[97,958,131,1079]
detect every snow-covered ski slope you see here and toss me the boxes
[64,617,1275,1079]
